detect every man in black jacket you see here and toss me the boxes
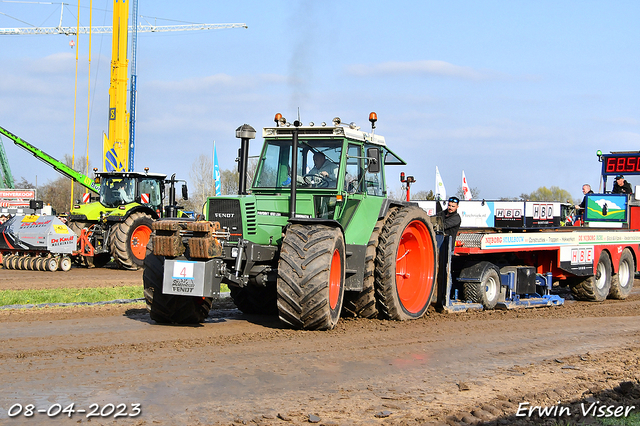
[435,196,462,247]
[612,175,633,195]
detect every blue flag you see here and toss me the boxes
[213,142,221,196]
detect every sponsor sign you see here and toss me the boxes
[0,189,35,199]
[525,202,561,227]
[482,231,640,250]
[494,201,524,228]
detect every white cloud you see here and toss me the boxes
[595,199,622,210]
[346,60,500,81]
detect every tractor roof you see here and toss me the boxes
[262,125,387,146]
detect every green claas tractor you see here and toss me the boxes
[69,171,188,270]
[143,113,437,330]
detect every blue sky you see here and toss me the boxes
[0,0,638,202]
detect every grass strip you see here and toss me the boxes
[0,284,231,306]
[599,412,640,425]
[0,286,144,306]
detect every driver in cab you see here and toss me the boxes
[305,151,338,187]
[113,180,134,204]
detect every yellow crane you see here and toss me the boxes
[1,1,247,172]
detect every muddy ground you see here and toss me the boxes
[0,267,639,425]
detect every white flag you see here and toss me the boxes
[435,167,446,201]
[462,171,472,200]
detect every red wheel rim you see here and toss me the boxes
[130,225,152,260]
[329,248,342,310]
[395,220,435,313]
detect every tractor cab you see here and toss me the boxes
[95,171,166,211]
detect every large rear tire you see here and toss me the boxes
[375,206,437,321]
[143,240,213,324]
[277,224,345,330]
[570,252,612,302]
[111,212,153,270]
[609,249,634,300]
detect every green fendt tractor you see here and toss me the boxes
[143,113,437,330]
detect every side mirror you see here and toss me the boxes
[367,147,381,174]
[181,184,189,200]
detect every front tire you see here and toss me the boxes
[111,212,153,270]
[609,249,634,300]
[277,224,345,330]
[143,240,213,324]
[375,206,437,321]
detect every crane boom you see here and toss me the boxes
[0,23,248,36]
[0,126,100,193]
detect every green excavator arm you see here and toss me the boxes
[0,125,100,193]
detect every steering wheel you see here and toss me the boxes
[303,173,330,188]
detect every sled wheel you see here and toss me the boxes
[461,262,501,309]
[609,249,634,300]
[59,256,72,272]
[570,252,612,301]
[4,254,14,269]
[46,256,60,272]
[35,257,45,271]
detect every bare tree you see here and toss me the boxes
[183,154,214,213]
[455,186,481,200]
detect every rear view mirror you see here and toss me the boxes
[182,184,189,200]
[367,147,381,174]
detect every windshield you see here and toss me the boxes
[253,139,343,189]
[100,177,136,207]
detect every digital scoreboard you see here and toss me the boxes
[601,153,640,176]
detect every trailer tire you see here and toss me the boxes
[375,206,437,321]
[342,213,392,319]
[461,262,501,309]
[111,212,153,270]
[143,241,213,324]
[277,224,345,330]
[570,252,612,302]
[59,256,72,272]
[46,256,59,272]
[230,284,278,315]
[609,249,634,300]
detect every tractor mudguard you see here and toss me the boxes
[378,198,416,221]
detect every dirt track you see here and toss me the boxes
[0,267,639,425]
